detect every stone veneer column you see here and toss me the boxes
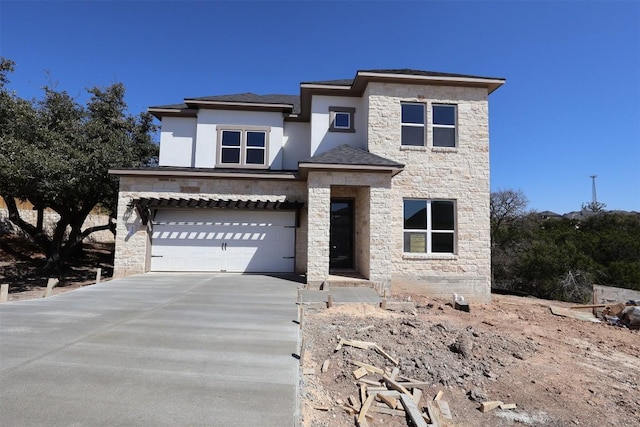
[113,191,148,278]
[368,185,392,292]
[306,172,331,287]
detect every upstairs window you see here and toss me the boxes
[401,103,425,146]
[403,199,456,254]
[329,106,355,133]
[218,127,269,167]
[432,105,457,147]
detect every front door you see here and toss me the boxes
[330,199,354,269]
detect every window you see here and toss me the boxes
[329,106,355,133]
[217,126,269,167]
[403,199,455,254]
[401,103,425,146]
[432,105,456,147]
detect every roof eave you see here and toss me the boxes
[108,168,300,180]
[298,162,404,178]
[183,99,294,112]
[353,71,506,94]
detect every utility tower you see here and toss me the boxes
[590,175,597,206]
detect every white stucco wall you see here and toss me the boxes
[193,110,285,169]
[282,121,310,170]
[158,117,197,167]
[310,95,365,156]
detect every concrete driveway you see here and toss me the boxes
[0,273,301,426]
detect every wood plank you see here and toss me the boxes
[374,345,399,365]
[396,381,431,388]
[390,366,400,379]
[383,375,411,395]
[357,394,376,424]
[412,387,423,405]
[353,367,368,380]
[370,405,405,416]
[434,390,444,401]
[353,361,385,375]
[480,401,504,413]
[348,395,361,411]
[500,403,517,410]
[344,339,377,350]
[436,400,452,420]
[372,390,401,398]
[360,384,367,407]
[377,393,398,409]
[400,394,429,427]
[425,401,441,427]
[321,359,330,373]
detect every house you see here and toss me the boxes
[109,69,505,302]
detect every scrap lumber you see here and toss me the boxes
[434,390,444,401]
[353,367,369,380]
[313,405,330,411]
[341,405,355,416]
[480,400,504,413]
[383,375,411,395]
[412,387,423,405]
[348,395,361,411]
[357,324,375,333]
[344,339,377,350]
[377,392,398,409]
[370,405,405,416]
[400,394,429,427]
[425,401,441,427]
[353,361,385,375]
[374,344,399,365]
[357,394,376,424]
[436,400,453,420]
[549,306,601,323]
[360,384,367,407]
[302,368,316,375]
[500,403,517,410]
[390,366,400,379]
[321,359,330,373]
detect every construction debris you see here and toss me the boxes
[479,400,504,413]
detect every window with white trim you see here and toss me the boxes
[217,126,269,167]
[401,103,425,146]
[403,199,456,254]
[329,106,355,133]
[432,104,457,147]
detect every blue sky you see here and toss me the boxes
[1,1,638,213]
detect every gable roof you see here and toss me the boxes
[299,144,404,170]
[302,69,505,86]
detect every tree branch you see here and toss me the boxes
[79,219,116,240]
[2,195,51,252]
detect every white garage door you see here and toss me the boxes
[150,209,295,272]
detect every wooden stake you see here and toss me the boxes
[44,278,59,298]
[96,268,101,284]
[0,284,8,303]
[327,293,333,308]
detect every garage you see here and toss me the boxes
[149,209,296,272]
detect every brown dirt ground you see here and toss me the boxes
[0,234,113,301]
[300,295,640,427]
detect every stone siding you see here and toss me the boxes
[306,171,392,292]
[366,82,492,302]
[113,176,307,278]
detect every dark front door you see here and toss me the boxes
[330,199,354,269]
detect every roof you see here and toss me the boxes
[302,69,505,86]
[148,93,300,118]
[149,68,505,120]
[299,144,404,168]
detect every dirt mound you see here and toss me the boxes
[301,295,640,426]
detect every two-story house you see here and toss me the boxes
[109,69,505,302]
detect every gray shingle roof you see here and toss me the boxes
[302,69,505,86]
[149,93,300,113]
[300,144,404,168]
[188,93,300,113]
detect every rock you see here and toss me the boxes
[450,333,474,358]
[467,387,488,402]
